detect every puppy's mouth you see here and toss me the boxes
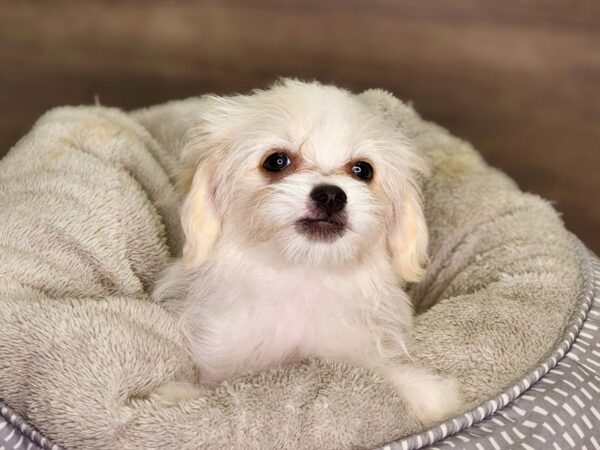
[295,214,347,241]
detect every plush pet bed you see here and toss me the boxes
[0,97,598,450]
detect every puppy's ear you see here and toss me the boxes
[178,98,229,266]
[358,88,429,282]
[388,183,429,283]
[178,93,245,266]
[180,157,220,266]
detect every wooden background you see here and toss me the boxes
[1,0,598,252]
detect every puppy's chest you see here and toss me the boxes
[248,274,349,329]
[219,271,361,350]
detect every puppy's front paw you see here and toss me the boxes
[383,365,463,427]
[151,381,206,406]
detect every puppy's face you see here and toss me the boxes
[180,80,428,281]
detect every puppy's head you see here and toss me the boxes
[180,79,428,282]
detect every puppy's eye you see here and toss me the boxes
[262,152,292,172]
[351,161,374,181]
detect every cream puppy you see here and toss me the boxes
[152,79,461,426]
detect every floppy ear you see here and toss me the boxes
[357,88,429,282]
[388,183,429,283]
[180,158,220,266]
[178,94,237,266]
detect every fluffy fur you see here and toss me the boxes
[153,79,461,425]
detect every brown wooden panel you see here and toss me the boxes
[0,0,598,252]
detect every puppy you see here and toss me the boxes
[152,79,461,426]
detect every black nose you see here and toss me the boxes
[310,184,347,214]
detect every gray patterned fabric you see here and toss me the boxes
[0,403,50,450]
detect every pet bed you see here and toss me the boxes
[0,97,598,450]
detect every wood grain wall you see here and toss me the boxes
[1,0,598,251]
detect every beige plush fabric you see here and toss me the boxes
[0,98,583,449]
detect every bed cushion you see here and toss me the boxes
[0,97,584,449]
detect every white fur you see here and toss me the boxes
[153,79,462,425]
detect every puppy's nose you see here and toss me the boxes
[310,184,347,214]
